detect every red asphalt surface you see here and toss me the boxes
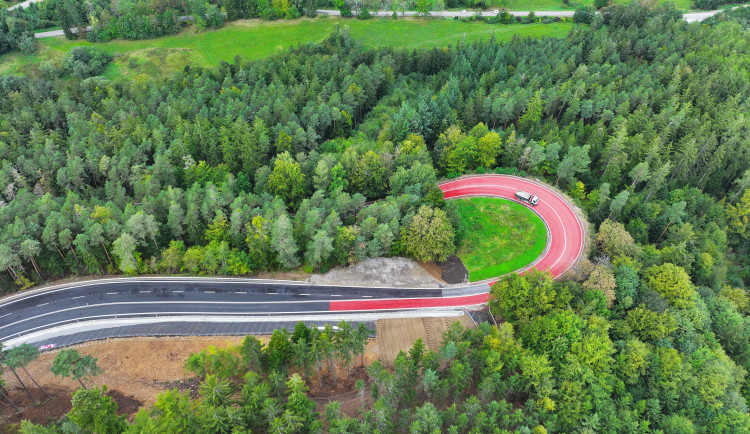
[330,175,584,312]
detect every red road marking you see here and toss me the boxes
[329,175,584,312]
[329,291,491,311]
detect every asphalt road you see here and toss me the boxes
[441,175,584,279]
[0,278,442,343]
[0,175,582,347]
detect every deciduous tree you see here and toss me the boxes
[404,205,455,263]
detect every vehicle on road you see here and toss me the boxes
[515,190,540,206]
[38,344,56,351]
[460,10,467,13]
[492,10,499,14]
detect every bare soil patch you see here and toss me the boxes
[376,316,476,363]
[417,260,446,283]
[0,386,142,426]
[310,257,446,288]
[437,254,469,284]
[1,336,246,424]
[2,314,473,425]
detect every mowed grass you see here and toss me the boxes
[0,17,576,81]
[455,197,547,282]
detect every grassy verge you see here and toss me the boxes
[455,197,547,282]
[0,17,577,81]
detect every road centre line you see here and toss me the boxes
[442,177,578,275]
[450,182,568,271]
[0,291,482,333]
[442,174,584,277]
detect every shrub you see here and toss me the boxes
[286,5,302,19]
[18,34,38,54]
[38,60,60,80]
[62,46,113,79]
[498,11,514,24]
[206,4,225,28]
[521,11,536,24]
[574,6,596,24]
[594,0,610,8]
[693,0,722,9]
[358,7,372,19]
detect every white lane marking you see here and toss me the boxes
[71,296,84,300]
[204,291,215,294]
[2,309,468,343]
[38,302,48,306]
[331,294,341,297]
[0,291,479,332]
[106,292,117,295]
[140,290,151,293]
[173,291,183,293]
[442,177,580,276]
[299,293,310,296]
[1,274,453,308]
[267,292,278,295]
[237,292,247,294]
[0,177,583,318]
[441,174,585,277]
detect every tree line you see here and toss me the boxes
[1,3,749,292]
[1,343,102,412]
[0,3,749,430]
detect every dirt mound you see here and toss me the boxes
[107,389,143,416]
[1,386,141,425]
[310,257,446,287]
[2,386,71,425]
[438,255,469,284]
[162,377,201,399]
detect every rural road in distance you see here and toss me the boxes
[0,175,584,348]
[6,6,738,38]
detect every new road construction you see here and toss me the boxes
[0,175,585,349]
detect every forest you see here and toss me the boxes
[3,0,749,57]
[0,1,749,431]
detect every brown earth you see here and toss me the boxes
[1,315,473,426]
[376,316,476,363]
[418,255,469,285]
[1,336,245,425]
[417,261,446,283]
[437,255,469,284]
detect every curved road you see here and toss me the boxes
[0,175,584,347]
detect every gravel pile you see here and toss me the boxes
[310,257,447,288]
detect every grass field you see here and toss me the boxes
[0,17,577,81]
[455,197,547,282]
